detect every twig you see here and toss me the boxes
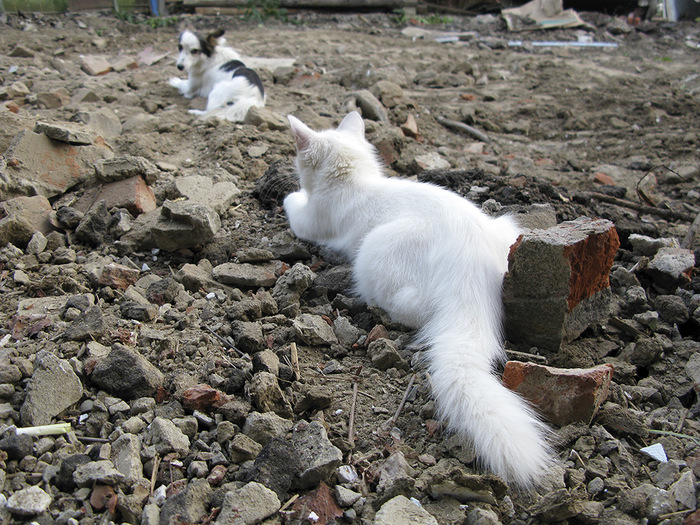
[150,454,161,496]
[348,367,362,447]
[436,116,491,143]
[682,211,700,250]
[505,348,548,364]
[205,326,245,357]
[279,494,299,513]
[658,509,694,520]
[75,436,110,444]
[647,429,700,446]
[587,192,695,222]
[675,408,688,434]
[385,373,417,429]
[290,342,301,381]
[608,316,647,339]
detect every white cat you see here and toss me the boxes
[283,111,554,487]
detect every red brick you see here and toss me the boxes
[502,361,613,426]
[503,217,620,351]
[593,172,614,185]
[92,176,156,216]
[98,263,140,291]
[182,384,228,411]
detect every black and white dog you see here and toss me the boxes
[169,29,265,122]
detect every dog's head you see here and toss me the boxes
[175,29,225,72]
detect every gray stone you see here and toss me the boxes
[56,454,91,491]
[34,120,95,145]
[618,483,677,521]
[272,263,316,310]
[412,151,450,171]
[244,437,298,498]
[335,485,362,507]
[20,350,83,426]
[374,495,438,525]
[376,451,416,500]
[216,482,281,525]
[244,106,289,131]
[631,337,663,367]
[0,433,33,460]
[668,470,696,509]
[151,200,221,252]
[73,460,126,487]
[628,234,678,257]
[111,433,143,483]
[73,108,122,140]
[242,411,293,446]
[88,344,164,399]
[6,485,52,517]
[293,313,338,346]
[252,349,280,376]
[26,231,47,254]
[248,371,293,418]
[645,247,695,292]
[334,315,362,346]
[64,305,104,341]
[231,320,265,353]
[145,416,190,457]
[75,200,111,246]
[265,230,311,260]
[213,262,278,288]
[351,89,388,122]
[174,175,241,215]
[654,295,690,324]
[368,338,402,370]
[465,507,501,525]
[229,433,263,463]
[94,155,159,185]
[292,420,343,489]
[0,195,53,247]
[160,478,212,525]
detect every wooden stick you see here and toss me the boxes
[150,454,161,496]
[385,373,417,429]
[436,116,491,143]
[587,192,695,222]
[348,367,362,447]
[290,343,301,381]
[505,348,547,364]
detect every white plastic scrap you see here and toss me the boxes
[307,511,319,522]
[640,442,668,462]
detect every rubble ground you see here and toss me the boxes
[0,7,700,525]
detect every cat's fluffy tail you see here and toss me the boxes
[418,317,554,488]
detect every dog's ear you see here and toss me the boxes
[206,29,225,45]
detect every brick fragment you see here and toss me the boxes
[502,361,613,426]
[92,176,156,216]
[503,217,620,351]
[98,263,140,291]
[80,55,113,76]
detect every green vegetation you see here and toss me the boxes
[392,8,453,26]
[244,0,288,23]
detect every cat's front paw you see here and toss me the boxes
[283,191,308,215]
[169,77,184,89]
[188,109,206,116]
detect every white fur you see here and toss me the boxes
[283,112,554,488]
[168,30,265,122]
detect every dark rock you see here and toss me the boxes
[0,433,33,460]
[88,344,164,399]
[64,305,104,341]
[56,454,91,491]
[75,201,111,246]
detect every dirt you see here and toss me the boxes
[1,7,700,525]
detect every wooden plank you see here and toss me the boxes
[185,0,417,7]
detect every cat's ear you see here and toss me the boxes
[337,111,365,138]
[288,115,314,151]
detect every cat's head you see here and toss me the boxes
[287,112,379,190]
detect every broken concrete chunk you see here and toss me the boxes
[644,247,695,292]
[173,175,241,215]
[19,350,83,426]
[503,217,620,351]
[94,155,159,185]
[502,361,613,426]
[151,201,221,252]
[34,121,95,145]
